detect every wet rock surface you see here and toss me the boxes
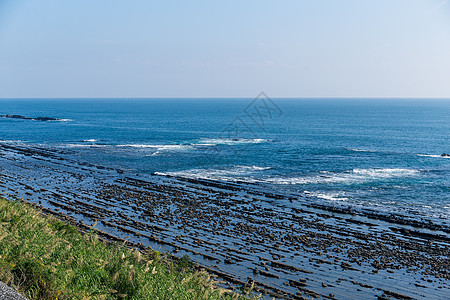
[0,281,28,300]
[0,115,61,121]
[0,142,449,299]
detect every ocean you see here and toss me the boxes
[1,97,449,225]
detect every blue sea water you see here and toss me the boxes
[1,98,449,221]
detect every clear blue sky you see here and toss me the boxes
[0,0,449,98]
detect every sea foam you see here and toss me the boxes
[196,138,270,146]
[263,168,420,185]
[418,154,450,158]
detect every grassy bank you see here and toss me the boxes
[0,197,250,299]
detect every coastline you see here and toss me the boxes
[0,197,243,299]
[0,142,449,299]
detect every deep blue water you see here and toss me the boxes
[1,98,449,221]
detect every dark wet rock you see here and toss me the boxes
[340,262,354,270]
[382,290,414,300]
[0,114,61,121]
[258,270,281,279]
[1,143,449,300]
[287,279,307,288]
[0,281,28,300]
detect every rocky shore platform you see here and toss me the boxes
[0,142,448,299]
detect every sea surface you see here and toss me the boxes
[1,98,449,224]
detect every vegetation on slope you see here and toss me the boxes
[0,197,253,299]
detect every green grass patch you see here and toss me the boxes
[0,197,255,299]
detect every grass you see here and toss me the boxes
[0,197,256,299]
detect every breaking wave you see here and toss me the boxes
[347,148,378,153]
[156,165,271,182]
[194,138,270,146]
[263,168,420,185]
[417,154,450,158]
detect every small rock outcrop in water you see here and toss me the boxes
[0,114,60,121]
[441,153,450,157]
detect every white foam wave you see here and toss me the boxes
[117,144,193,156]
[118,144,192,150]
[154,171,169,176]
[157,167,419,186]
[353,168,419,176]
[347,148,377,153]
[63,143,106,148]
[57,119,73,122]
[193,143,216,146]
[83,139,98,142]
[309,191,349,201]
[196,138,270,146]
[417,154,450,158]
[234,165,272,171]
[264,168,420,185]
[157,165,271,182]
[0,140,23,143]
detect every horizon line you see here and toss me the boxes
[1,97,450,100]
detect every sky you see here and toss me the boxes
[0,0,449,98]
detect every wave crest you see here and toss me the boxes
[265,168,420,185]
[347,148,377,153]
[418,154,450,158]
[195,138,270,146]
[156,165,271,181]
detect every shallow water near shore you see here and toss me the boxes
[1,98,449,298]
[1,98,449,223]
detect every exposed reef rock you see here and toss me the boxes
[0,142,449,299]
[0,114,61,121]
